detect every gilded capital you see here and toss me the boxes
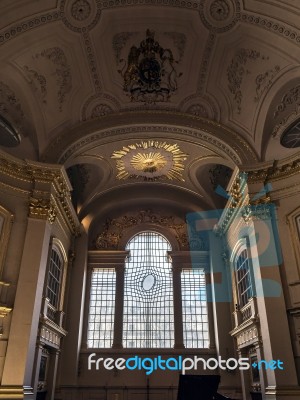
[28,197,57,224]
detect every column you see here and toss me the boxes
[208,233,238,390]
[59,229,87,385]
[250,209,298,392]
[47,349,60,400]
[32,343,44,398]
[1,217,52,397]
[238,348,252,400]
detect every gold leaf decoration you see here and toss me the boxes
[111,141,188,181]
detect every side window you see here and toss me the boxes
[87,268,116,348]
[181,268,209,348]
[235,248,253,308]
[44,241,67,322]
[46,248,63,309]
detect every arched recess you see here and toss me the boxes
[65,157,112,214]
[257,65,300,161]
[189,155,235,209]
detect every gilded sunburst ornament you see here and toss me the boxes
[111,141,188,181]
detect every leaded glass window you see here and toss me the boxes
[87,268,116,348]
[181,268,209,348]
[123,232,174,348]
[236,249,253,307]
[46,248,63,308]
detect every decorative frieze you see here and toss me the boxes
[39,326,61,347]
[236,327,259,347]
[94,209,189,250]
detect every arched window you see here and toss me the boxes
[43,240,68,323]
[87,230,210,349]
[46,248,63,309]
[235,248,253,308]
[123,231,174,348]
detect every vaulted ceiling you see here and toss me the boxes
[1,0,300,225]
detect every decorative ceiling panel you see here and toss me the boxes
[206,24,295,144]
[4,27,94,138]
[89,7,208,107]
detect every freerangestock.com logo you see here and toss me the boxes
[88,354,284,375]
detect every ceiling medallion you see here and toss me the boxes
[119,29,181,104]
[71,0,91,21]
[210,0,230,21]
[111,141,188,181]
[201,0,238,31]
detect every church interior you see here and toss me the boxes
[1,0,300,399]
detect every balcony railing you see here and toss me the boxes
[41,297,64,327]
[234,297,258,327]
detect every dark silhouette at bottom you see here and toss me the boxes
[177,375,233,400]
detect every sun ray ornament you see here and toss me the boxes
[111,141,188,181]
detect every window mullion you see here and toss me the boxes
[172,264,184,349]
[112,265,125,349]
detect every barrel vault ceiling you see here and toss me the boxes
[1,0,300,224]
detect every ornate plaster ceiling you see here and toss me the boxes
[1,0,300,220]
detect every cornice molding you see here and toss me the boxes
[244,155,300,183]
[214,172,248,236]
[0,151,80,235]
